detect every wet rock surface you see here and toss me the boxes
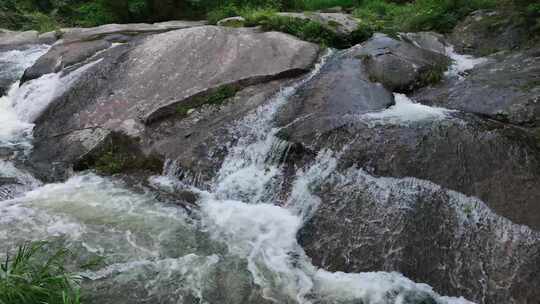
[278,100,540,230]
[355,33,450,92]
[298,170,540,304]
[5,12,540,304]
[27,26,319,181]
[276,47,395,136]
[415,46,540,126]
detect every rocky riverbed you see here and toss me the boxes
[0,9,539,304]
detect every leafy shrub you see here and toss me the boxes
[0,241,81,304]
[300,0,361,11]
[353,0,498,34]
[21,11,61,32]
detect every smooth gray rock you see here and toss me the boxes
[60,20,207,43]
[29,26,319,180]
[21,20,206,83]
[355,33,450,92]
[298,168,540,304]
[415,46,540,126]
[37,31,59,44]
[398,31,447,54]
[0,30,39,50]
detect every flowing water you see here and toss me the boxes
[0,47,479,303]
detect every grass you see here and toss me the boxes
[0,241,81,304]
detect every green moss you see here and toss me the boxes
[418,62,449,87]
[77,134,163,176]
[326,19,342,28]
[463,204,474,216]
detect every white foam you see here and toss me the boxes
[445,45,488,78]
[362,93,454,126]
[0,84,34,146]
[12,59,102,123]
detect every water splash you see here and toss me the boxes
[361,93,455,126]
[444,45,488,78]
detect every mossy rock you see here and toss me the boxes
[74,132,163,176]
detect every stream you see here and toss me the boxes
[0,46,477,304]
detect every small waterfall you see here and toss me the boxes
[0,45,514,304]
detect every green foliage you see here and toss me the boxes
[92,145,162,176]
[21,11,61,32]
[418,62,449,87]
[0,241,81,304]
[76,1,118,27]
[300,0,360,11]
[261,15,341,46]
[353,0,498,34]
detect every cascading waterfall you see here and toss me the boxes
[0,47,481,304]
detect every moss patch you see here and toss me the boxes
[418,62,449,87]
[75,133,163,176]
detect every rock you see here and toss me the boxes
[60,20,207,43]
[28,26,319,181]
[21,20,207,83]
[276,48,395,136]
[148,79,296,188]
[449,10,529,56]
[398,31,447,54]
[21,39,112,83]
[217,16,246,28]
[298,168,540,304]
[279,104,540,230]
[37,31,59,45]
[276,12,359,37]
[415,46,540,126]
[355,33,450,92]
[0,30,39,50]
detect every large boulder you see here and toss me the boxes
[59,21,207,43]
[298,168,540,304]
[355,33,450,92]
[415,45,540,126]
[275,48,395,136]
[27,26,319,181]
[278,105,540,230]
[449,10,530,56]
[0,30,39,50]
[21,20,207,84]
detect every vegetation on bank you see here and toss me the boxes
[1,0,538,36]
[0,241,81,304]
